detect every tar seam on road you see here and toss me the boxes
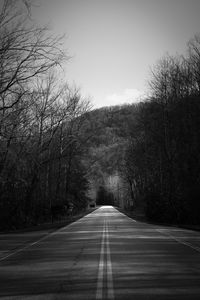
[156,229,200,253]
[96,219,114,300]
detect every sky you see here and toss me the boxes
[31,0,200,108]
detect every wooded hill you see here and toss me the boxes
[85,93,200,225]
[84,34,200,225]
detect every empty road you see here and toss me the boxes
[1,206,200,299]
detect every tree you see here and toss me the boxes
[0,1,93,229]
[0,0,66,112]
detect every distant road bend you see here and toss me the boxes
[1,206,200,299]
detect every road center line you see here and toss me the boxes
[106,222,114,299]
[96,220,106,299]
[96,220,114,299]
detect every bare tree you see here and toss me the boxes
[0,0,66,112]
[187,34,200,95]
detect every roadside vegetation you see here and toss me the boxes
[1,0,200,230]
[122,35,200,224]
[0,1,91,230]
[83,35,200,225]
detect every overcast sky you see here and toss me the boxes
[32,0,200,108]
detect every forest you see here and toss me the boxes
[0,0,91,229]
[88,38,200,224]
[1,0,200,230]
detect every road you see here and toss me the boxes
[1,206,200,299]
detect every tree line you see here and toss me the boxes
[0,0,91,229]
[82,34,200,225]
[122,35,200,224]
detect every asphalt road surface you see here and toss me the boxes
[1,206,200,299]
